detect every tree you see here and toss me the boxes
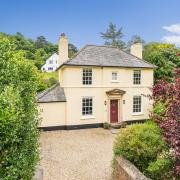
[35,36,48,49]
[143,43,180,81]
[0,35,40,179]
[68,43,78,58]
[34,48,46,69]
[152,69,180,178]
[100,22,125,49]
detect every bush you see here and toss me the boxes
[113,121,172,179]
[147,156,174,180]
[0,35,40,179]
[48,77,58,87]
[152,72,180,177]
[103,122,110,129]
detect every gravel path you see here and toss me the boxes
[39,128,115,180]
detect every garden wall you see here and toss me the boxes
[114,156,150,180]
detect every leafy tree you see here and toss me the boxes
[143,43,180,81]
[68,43,78,58]
[152,69,180,178]
[34,48,47,69]
[0,35,40,179]
[100,22,125,49]
[35,36,48,49]
[0,32,78,71]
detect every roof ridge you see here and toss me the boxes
[37,83,60,100]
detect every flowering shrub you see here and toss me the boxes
[152,69,180,177]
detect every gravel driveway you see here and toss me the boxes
[39,128,115,180]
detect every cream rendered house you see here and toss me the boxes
[38,33,156,130]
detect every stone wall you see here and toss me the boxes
[114,156,150,180]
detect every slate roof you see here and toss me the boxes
[58,45,156,69]
[37,83,66,103]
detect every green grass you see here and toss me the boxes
[41,72,58,80]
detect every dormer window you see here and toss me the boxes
[82,68,92,85]
[133,70,141,84]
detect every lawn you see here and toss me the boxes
[41,72,58,80]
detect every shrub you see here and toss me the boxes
[48,77,58,87]
[147,156,174,180]
[113,121,171,179]
[0,35,40,179]
[152,70,180,177]
[103,122,110,129]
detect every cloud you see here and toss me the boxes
[162,23,180,46]
[162,35,180,46]
[163,24,180,34]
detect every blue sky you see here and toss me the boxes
[0,0,180,48]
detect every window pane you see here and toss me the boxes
[82,97,93,116]
[82,68,92,85]
[133,70,141,84]
[133,96,141,112]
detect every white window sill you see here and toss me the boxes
[81,115,95,120]
[111,80,119,83]
[132,112,144,116]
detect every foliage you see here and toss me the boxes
[147,156,174,180]
[100,22,126,49]
[143,42,180,81]
[151,69,180,177]
[38,72,58,91]
[0,32,78,70]
[103,122,110,129]
[68,43,78,58]
[0,35,40,179]
[113,121,171,179]
[48,77,58,87]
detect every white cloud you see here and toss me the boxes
[163,24,180,34]
[162,35,180,46]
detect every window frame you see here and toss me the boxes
[82,97,93,117]
[82,68,92,85]
[133,95,142,113]
[112,71,118,82]
[48,67,53,71]
[133,70,141,85]
[49,60,53,64]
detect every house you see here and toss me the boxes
[41,53,59,72]
[38,33,156,130]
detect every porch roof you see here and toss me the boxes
[106,89,126,96]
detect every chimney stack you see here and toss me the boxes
[58,33,69,65]
[130,43,142,59]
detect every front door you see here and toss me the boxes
[110,99,118,123]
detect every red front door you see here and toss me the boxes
[110,99,118,123]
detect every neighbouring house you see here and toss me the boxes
[41,53,59,72]
[38,33,156,130]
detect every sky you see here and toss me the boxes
[0,0,180,48]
